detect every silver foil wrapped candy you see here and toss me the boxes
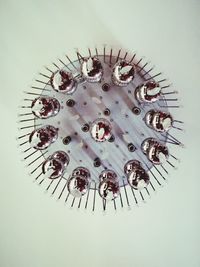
[124,160,142,175]
[145,110,173,132]
[29,125,58,150]
[42,151,69,179]
[142,138,169,165]
[112,60,135,87]
[124,160,149,190]
[51,70,77,94]
[81,57,103,83]
[31,97,60,119]
[98,170,119,201]
[90,118,112,142]
[135,81,161,103]
[67,167,90,197]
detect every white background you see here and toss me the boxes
[0,0,200,266]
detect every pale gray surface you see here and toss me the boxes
[0,0,199,267]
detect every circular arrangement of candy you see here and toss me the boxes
[18,47,183,210]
